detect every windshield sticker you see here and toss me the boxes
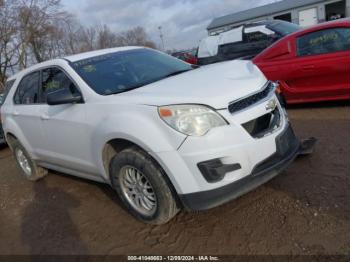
[73,53,114,68]
[309,32,338,46]
[83,65,96,73]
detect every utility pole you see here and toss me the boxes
[158,26,165,51]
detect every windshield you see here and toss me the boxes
[268,21,301,36]
[71,48,193,95]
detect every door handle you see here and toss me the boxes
[302,65,315,70]
[40,114,50,120]
[13,111,19,117]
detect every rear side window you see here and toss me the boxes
[41,68,80,103]
[14,72,40,105]
[245,31,269,42]
[297,27,350,56]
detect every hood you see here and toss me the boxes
[113,60,267,109]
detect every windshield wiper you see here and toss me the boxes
[162,69,193,78]
[109,84,145,95]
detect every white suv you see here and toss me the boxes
[1,47,301,224]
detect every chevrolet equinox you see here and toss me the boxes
[1,47,302,224]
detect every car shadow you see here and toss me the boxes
[50,170,129,216]
[21,179,88,255]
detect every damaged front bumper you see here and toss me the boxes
[179,124,315,211]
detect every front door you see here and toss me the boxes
[38,67,97,175]
[289,27,350,102]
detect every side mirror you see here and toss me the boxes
[47,88,83,105]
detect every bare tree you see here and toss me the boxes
[96,24,118,49]
[0,0,21,87]
[76,26,97,52]
[0,0,158,88]
[118,26,157,48]
[70,25,157,52]
[17,0,71,64]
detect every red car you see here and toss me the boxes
[172,50,198,65]
[253,18,350,104]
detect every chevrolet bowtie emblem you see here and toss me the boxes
[266,98,277,111]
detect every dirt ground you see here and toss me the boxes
[0,104,349,256]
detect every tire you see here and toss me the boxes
[11,139,48,181]
[109,146,180,225]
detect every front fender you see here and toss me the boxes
[89,105,187,180]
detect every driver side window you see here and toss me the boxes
[41,68,80,103]
[297,28,350,57]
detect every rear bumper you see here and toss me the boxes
[179,124,300,211]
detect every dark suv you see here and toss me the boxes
[198,20,301,65]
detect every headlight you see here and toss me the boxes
[158,104,228,136]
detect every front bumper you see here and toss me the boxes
[179,124,300,211]
[152,92,301,210]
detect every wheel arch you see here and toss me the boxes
[3,117,34,155]
[5,132,18,149]
[101,137,182,202]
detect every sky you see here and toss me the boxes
[61,0,278,50]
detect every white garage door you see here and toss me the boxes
[299,8,318,27]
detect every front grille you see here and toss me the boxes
[228,82,274,114]
[242,108,281,138]
[252,125,299,176]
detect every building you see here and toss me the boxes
[207,0,350,35]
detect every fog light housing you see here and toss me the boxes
[198,159,241,183]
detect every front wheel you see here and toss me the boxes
[109,147,179,224]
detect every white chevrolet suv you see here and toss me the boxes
[1,47,301,224]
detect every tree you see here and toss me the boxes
[118,26,157,48]
[0,0,158,88]
[0,0,20,87]
[17,0,71,65]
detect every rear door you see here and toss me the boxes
[288,27,350,102]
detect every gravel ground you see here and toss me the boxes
[0,104,349,255]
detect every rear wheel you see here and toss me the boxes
[109,147,179,224]
[11,139,48,181]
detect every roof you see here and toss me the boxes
[64,46,142,62]
[207,0,325,30]
[279,17,350,38]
